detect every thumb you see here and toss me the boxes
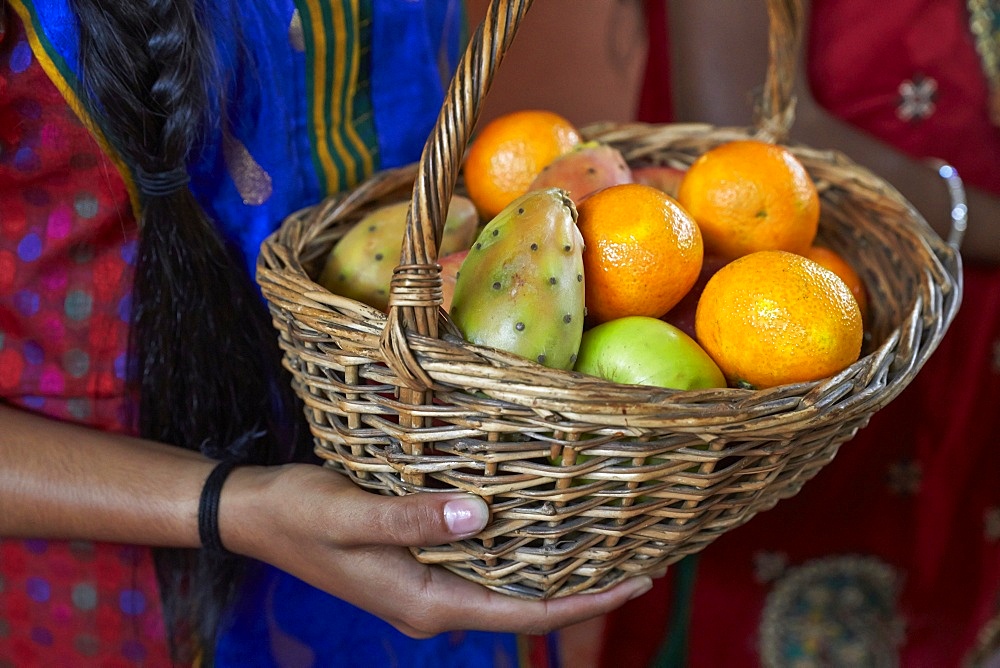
[332,490,491,548]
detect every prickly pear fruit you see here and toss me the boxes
[439,196,480,256]
[449,188,585,370]
[527,141,632,204]
[632,165,686,198]
[439,249,469,312]
[318,195,479,312]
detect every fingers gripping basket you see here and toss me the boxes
[257,0,963,599]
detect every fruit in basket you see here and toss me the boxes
[694,250,863,389]
[527,141,632,204]
[632,165,686,198]
[317,196,478,312]
[439,249,468,312]
[439,197,481,257]
[449,188,585,369]
[574,316,726,390]
[463,109,581,218]
[677,139,820,261]
[801,244,869,321]
[576,183,703,324]
[661,253,729,339]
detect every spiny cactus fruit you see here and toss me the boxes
[318,196,479,312]
[527,141,632,204]
[449,188,585,370]
[632,164,686,199]
[439,249,469,313]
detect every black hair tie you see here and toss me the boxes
[135,165,191,197]
[197,459,241,553]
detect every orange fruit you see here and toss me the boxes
[800,244,869,318]
[694,250,863,389]
[676,140,820,261]
[576,183,703,324]
[463,110,581,218]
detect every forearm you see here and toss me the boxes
[789,77,999,265]
[668,0,1000,265]
[0,405,655,637]
[0,402,214,546]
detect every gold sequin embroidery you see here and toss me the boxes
[986,507,1000,542]
[223,129,273,207]
[967,0,1000,126]
[887,458,922,496]
[289,9,305,53]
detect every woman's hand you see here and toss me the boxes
[222,462,654,638]
[0,403,651,638]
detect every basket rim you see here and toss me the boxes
[257,122,962,432]
[256,0,962,436]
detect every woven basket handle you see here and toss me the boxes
[380,0,804,391]
[756,0,804,143]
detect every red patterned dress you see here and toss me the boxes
[0,8,172,666]
[605,0,1000,665]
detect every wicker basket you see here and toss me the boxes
[257,0,963,599]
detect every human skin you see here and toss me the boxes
[0,403,652,639]
[668,0,999,266]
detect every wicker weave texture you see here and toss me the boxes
[256,0,962,599]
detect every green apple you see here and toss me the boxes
[574,315,726,390]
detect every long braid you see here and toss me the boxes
[68,0,305,660]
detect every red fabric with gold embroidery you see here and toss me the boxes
[0,8,172,666]
[805,0,1000,194]
[603,1,1000,665]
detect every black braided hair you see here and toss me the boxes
[67,0,308,661]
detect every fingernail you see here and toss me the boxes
[443,496,489,536]
[626,576,654,601]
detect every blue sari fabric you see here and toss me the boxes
[218,562,521,667]
[21,0,467,273]
[22,0,524,664]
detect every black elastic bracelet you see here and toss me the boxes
[197,459,241,553]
